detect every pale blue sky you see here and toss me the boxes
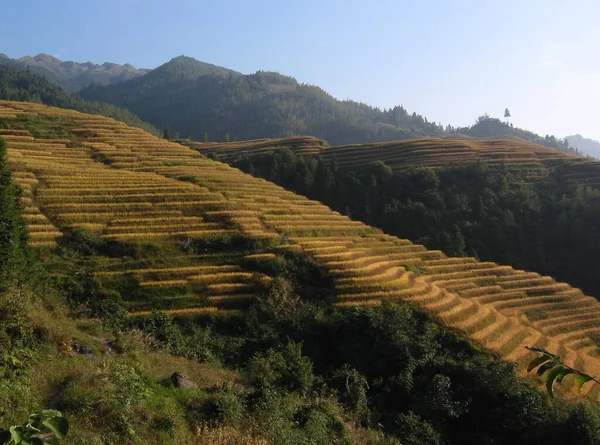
[2,0,599,140]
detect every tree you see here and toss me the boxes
[504,108,511,124]
[203,131,209,143]
[162,128,170,140]
[224,132,231,143]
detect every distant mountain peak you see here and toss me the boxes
[152,55,241,80]
[2,54,149,91]
[33,53,61,63]
[0,53,8,59]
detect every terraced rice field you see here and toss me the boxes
[185,136,325,162]
[3,100,600,399]
[189,136,600,187]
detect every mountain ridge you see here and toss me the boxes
[0,62,159,135]
[80,55,446,145]
[2,52,149,91]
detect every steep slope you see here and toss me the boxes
[3,101,600,403]
[188,136,600,188]
[4,53,149,91]
[0,62,159,135]
[79,56,445,145]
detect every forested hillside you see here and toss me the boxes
[0,63,158,135]
[0,53,149,92]
[3,101,600,444]
[80,56,446,145]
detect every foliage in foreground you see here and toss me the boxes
[526,347,597,398]
[0,410,68,444]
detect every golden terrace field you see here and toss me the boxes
[189,136,600,187]
[3,100,600,399]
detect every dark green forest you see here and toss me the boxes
[232,149,600,299]
[0,63,159,135]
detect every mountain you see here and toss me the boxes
[566,134,600,159]
[0,62,158,135]
[2,100,600,443]
[3,53,149,91]
[80,56,446,145]
[80,56,582,152]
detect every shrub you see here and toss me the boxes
[206,382,246,428]
[247,342,314,395]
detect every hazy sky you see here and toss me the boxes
[2,0,599,140]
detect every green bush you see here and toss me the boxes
[206,382,246,428]
[0,410,69,444]
[247,342,314,395]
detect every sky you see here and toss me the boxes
[2,0,599,140]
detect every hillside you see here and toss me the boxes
[79,56,446,145]
[3,100,600,387]
[188,136,600,187]
[1,53,149,91]
[5,101,600,443]
[0,62,159,135]
[194,137,600,301]
[567,134,600,159]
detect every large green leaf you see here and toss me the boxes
[556,369,574,384]
[9,425,24,443]
[40,410,62,420]
[42,416,69,439]
[27,413,41,430]
[527,347,559,360]
[536,361,557,376]
[545,365,565,398]
[574,374,594,390]
[527,354,552,372]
